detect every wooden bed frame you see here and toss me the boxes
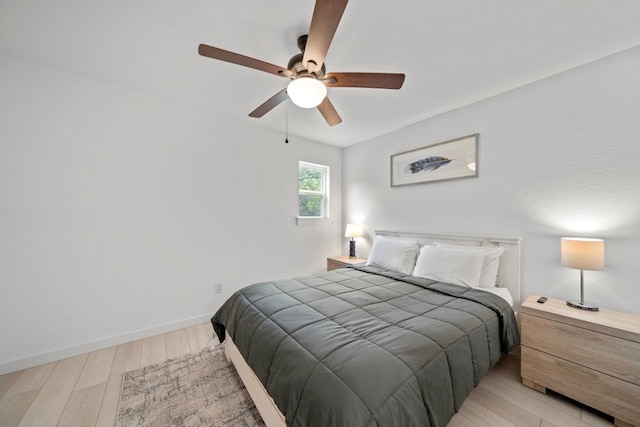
[225,331,287,427]
[224,230,522,427]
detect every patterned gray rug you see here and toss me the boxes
[117,343,265,426]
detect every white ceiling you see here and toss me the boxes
[2,0,640,148]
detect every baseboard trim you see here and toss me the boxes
[0,314,213,375]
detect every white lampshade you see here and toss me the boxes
[287,77,327,108]
[345,224,363,238]
[561,238,605,271]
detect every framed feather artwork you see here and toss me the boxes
[390,134,478,187]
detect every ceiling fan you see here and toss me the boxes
[198,0,405,126]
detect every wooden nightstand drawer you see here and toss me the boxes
[522,347,640,424]
[521,314,640,384]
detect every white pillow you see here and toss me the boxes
[412,245,485,288]
[434,242,505,288]
[366,237,420,275]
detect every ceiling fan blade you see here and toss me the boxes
[198,44,292,78]
[249,89,289,118]
[323,72,405,89]
[316,97,342,126]
[303,0,348,73]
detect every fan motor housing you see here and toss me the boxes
[288,36,326,80]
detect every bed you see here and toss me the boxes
[211,231,521,427]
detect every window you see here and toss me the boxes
[298,161,329,218]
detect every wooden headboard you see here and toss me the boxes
[374,230,522,311]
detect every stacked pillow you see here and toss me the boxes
[414,242,504,288]
[366,237,504,288]
[366,237,420,275]
[412,245,486,288]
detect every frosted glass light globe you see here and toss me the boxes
[287,77,327,108]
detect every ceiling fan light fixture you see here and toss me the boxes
[287,77,327,108]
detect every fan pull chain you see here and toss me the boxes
[285,101,289,144]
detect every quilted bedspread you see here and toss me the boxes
[211,266,520,427]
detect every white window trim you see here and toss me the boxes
[297,161,330,220]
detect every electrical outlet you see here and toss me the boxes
[214,282,223,294]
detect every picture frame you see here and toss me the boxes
[390,134,478,187]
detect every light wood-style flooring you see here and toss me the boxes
[0,323,614,427]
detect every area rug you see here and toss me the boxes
[116,342,265,426]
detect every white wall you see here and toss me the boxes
[343,46,640,315]
[0,54,342,373]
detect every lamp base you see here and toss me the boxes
[348,240,356,259]
[566,300,599,312]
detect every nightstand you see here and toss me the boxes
[520,294,640,426]
[326,255,367,271]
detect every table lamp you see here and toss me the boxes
[345,224,362,259]
[561,237,604,311]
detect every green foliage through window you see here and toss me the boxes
[299,194,323,216]
[299,167,322,191]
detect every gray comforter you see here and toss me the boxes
[211,266,520,427]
